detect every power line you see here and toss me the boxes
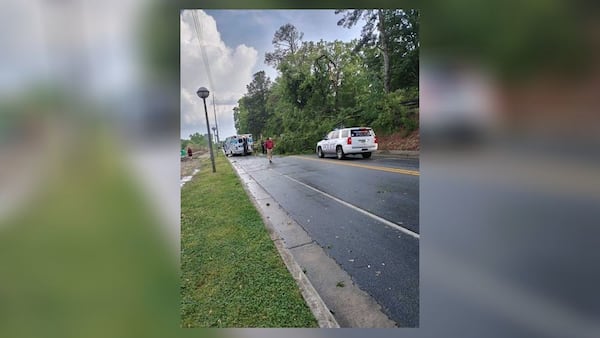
[190,10,220,141]
[190,11,215,91]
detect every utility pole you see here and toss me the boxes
[212,95,220,143]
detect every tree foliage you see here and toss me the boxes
[234,71,272,138]
[189,132,207,146]
[335,9,419,92]
[181,139,192,150]
[265,24,304,67]
[182,132,208,151]
[236,12,419,154]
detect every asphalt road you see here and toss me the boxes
[230,152,419,327]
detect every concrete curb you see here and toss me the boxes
[376,150,419,157]
[227,158,340,328]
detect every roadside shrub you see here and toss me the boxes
[372,88,419,133]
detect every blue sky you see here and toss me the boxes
[181,10,363,140]
[205,10,363,80]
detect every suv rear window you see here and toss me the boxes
[351,129,373,137]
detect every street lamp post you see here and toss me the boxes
[196,86,216,173]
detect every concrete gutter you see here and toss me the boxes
[228,159,340,328]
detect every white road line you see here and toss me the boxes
[276,171,420,240]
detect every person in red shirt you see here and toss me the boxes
[265,137,274,163]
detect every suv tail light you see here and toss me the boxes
[347,136,352,145]
[374,136,378,144]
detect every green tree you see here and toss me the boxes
[265,24,304,67]
[386,9,419,90]
[189,132,207,146]
[181,139,192,150]
[336,10,420,93]
[233,106,245,134]
[336,10,392,93]
[237,71,271,137]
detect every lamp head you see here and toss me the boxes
[196,87,209,99]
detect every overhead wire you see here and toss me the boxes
[190,10,220,141]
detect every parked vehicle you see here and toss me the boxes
[316,127,378,159]
[238,134,254,155]
[223,134,254,156]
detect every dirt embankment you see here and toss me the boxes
[377,130,420,151]
[180,151,209,178]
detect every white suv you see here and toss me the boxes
[316,127,378,159]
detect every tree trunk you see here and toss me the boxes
[378,10,391,93]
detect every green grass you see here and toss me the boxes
[180,156,318,328]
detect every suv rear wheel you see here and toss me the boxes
[336,146,344,160]
[362,152,372,159]
[317,147,324,158]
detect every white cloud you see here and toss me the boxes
[180,10,258,139]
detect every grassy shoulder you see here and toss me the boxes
[180,155,318,328]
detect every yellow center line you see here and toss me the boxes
[291,156,420,176]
